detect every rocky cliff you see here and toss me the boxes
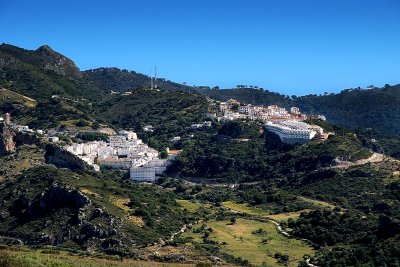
[45,143,93,172]
[0,123,16,155]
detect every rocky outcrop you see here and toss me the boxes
[45,144,92,171]
[35,45,83,79]
[38,183,90,212]
[0,123,16,155]
[18,183,90,220]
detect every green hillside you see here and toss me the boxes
[95,89,208,149]
[0,44,104,102]
[295,84,400,134]
[194,87,292,107]
[85,67,192,93]
[0,88,37,108]
[169,120,372,183]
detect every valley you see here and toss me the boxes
[1,43,400,266]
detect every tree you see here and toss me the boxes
[159,149,168,159]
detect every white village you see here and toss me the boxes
[1,97,329,183]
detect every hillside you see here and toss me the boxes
[95,89,209,150]
[0,134,199,262]
[194,85,400,135]
[294,84,400,134]
[85,67,192,93]
[169,120,372,183]
[0,44,104,102]
[0,88,37,108]
[194,87,292,107]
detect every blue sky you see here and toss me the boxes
[1,0,399,96]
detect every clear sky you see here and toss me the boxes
[1,0,399,96]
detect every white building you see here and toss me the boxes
[109,135,126,147]
[119,130,137,140]
[130,165,156,182]
[65,130,160,172]
[143,125,154,132]
[265,120,323,145]
[290,107,301,115]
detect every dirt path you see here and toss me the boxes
[330,152,385,169]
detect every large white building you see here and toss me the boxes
[130,159,169,182]
[130,166,156,182]
[265,120,323,144]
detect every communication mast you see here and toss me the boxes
[154,66,157,89]
[150,70,154,90]
[150,66,158,90]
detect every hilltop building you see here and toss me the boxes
[265,120,324,144]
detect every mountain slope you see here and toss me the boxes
[85,67,192,93]
[295,85,400,134]
[95,89,209,150]
[0,138,188,257]
[0,43,104,102]
[194,87,292,107]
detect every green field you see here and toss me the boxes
[180,200,314,266]
[184,218,313,267]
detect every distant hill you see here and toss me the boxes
[0,43,104,102]
[194,85,400,135]
[85,67,193,93]
[294,85,400,135]
[193,87,292,107]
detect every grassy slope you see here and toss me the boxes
[0,88,37,107]
[208,219,312,267]
[179,199,314,266]
[0,247,194,267]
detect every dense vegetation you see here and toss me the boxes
[0,44,104,102]
[0,162,188,255]
[95,89,209,150]
[169,120,371,183]
[194,87,293,107]
[85,67,192,93]
[295,84,400,135]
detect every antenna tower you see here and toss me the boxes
[154,66,157,89]
[150,67,154,90]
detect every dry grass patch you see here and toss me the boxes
[268,210,311,221]
[297,196,335,209]
[177,200,209,213]
[222,201,271,216]
[80,188,101,199]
